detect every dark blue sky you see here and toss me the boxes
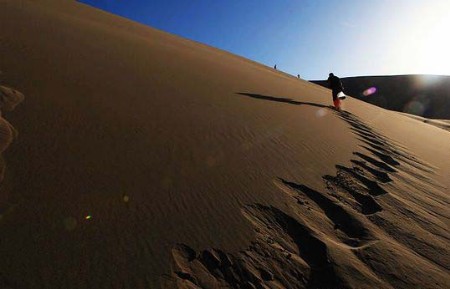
[78,0,450,79]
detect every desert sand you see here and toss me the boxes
[0,1,449,289]
[400,113,450,132]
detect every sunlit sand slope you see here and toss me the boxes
[0,1,449,288]
[400,112,450,132]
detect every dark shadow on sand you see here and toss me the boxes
[237,92,330,109]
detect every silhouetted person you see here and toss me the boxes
[327,73,344,110]
[274,64,277,70]
[297,74,300,78]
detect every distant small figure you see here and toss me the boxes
[327,73,345,111]
[274,64,277,70]
[297,74,300,79]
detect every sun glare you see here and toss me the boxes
[418,23,450,74]
[379,1,450,77]
[402,1,450,75]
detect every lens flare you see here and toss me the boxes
[403,101,425,116]
[363,87,377,96]
[315,108,327,117]
[85,215,92,220]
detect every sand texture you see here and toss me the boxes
[0,1,449,288]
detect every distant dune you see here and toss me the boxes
[0,1,449,289]
[400,113,450,132]
[312,75,450,119]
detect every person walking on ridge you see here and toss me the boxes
[327,73,344,111]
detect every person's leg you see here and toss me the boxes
[333,98,341,110]
[332,90,339,109]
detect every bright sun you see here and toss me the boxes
[400,1,450,75]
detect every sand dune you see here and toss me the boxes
[0,1,449,288]
[312,75,450,119]
[400,113,450,132]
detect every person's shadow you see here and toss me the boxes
[237,92,331,109]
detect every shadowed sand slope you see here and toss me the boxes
[0,1,449,288]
